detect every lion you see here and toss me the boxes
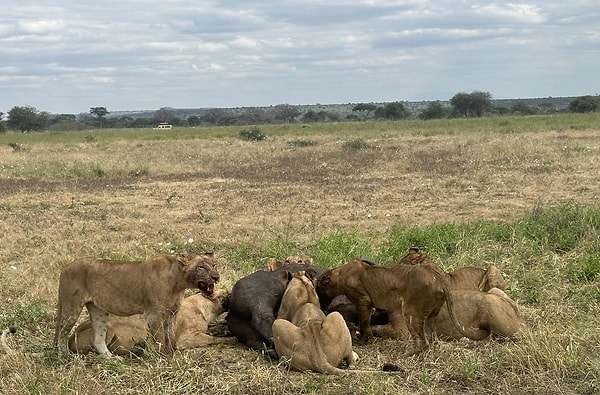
[327,248,507,333]
[317,257,486,355]
[371,288,525,341]
[371,247,523,341]
[54,252,220,357]
[434,287,525,341]
[265,255,313,271]
[272,270,358,374]
[398,247,506,291]
[68,289,234,356]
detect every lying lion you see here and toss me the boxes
[272,270,358,374]
[371,247,524,341]
[317,256,486,355]
[434,288,525,341]
[68,289,234,356]
[54,252,220,357]
[372,287,525,341]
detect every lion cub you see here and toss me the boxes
[272,270,358,374]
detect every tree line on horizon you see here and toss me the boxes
[1,92,599,133]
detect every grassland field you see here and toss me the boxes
[0,113,599,394]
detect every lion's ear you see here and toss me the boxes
[319,273,331,287]
[266,258,282,271]
[305,269,318,283]
[176,254,188,265]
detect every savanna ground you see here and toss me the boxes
[1,114,599,394]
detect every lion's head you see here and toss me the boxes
[180,253,220,297]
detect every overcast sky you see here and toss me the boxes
[1,1,598,114]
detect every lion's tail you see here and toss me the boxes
[443,285,490,341]
[1,327,17,355]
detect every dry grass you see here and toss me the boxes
[1,114,599,394]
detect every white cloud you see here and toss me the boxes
[0,0,598,113]
[473,3,546,24]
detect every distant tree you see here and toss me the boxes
[0,111,5,133]
[511,101,538,115]
[201,108,225,125]
[374,102,409,120]
[170,117,185,126]
[131,117,154,128]
[48,113,81,132]
[352,103,377,119]
[450,91,492,117]
[186,115,201,127]
[301,110,339,123]
[568,95,600,113]
[239,107,267,125]
[201,108,239,125]
[538,102,556,113]
[495,106,512,115]
[153,107,175,124]
[7,105,50,132]
[418,101,450,120]
[270,104,300,123]
[89,106,109,128]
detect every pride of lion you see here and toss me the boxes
[44,249,524,374]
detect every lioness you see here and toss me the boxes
[54,252,220,357]
[317,257,485,355]
[372,287,525,341]
[272,270,358,374]
[434,288,525,341]
[371,247,515,340]
[68,289,233,355]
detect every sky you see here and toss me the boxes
[1,1,599,115]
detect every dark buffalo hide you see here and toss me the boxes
[226,264,326,358]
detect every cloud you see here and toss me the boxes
[0,1,598,113]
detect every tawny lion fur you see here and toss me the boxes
[372,247,525,341]
[54,252,220,357]
[68,289,234,356]
[272,270,358,374]
[317,256,485,355]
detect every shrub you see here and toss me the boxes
[239,127,266,141]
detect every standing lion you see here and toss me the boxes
[54,252,220,357]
